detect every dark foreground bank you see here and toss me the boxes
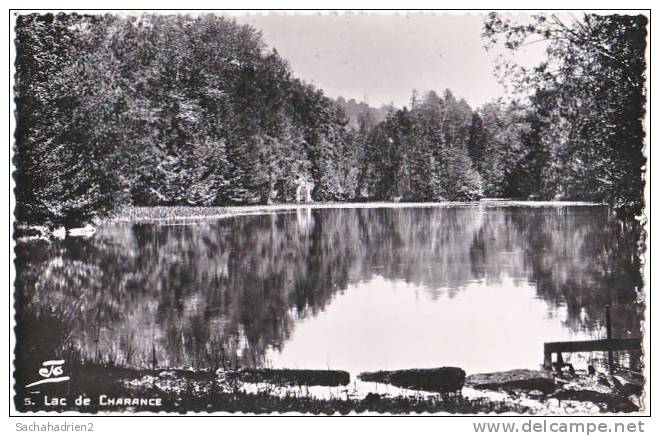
[15,364,527,415]
[14,363,643,415]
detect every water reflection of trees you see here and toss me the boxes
[15,206,643,372]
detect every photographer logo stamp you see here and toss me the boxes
[25,360,69,388]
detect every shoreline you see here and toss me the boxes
[13,200,609,241]
[107,200,606,224]
[14,363,641,415]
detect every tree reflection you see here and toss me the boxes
[15,206,643,374]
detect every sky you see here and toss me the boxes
[229,12,549,109]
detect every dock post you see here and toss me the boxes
[605,305,614,374]
[556,352,564,368]
[543,344,552,370]
[151,342,157,370]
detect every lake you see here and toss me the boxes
[14,204,644,378]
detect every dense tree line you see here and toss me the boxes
[483,13,647,217]
[357,90,482,201]
[15,13,354,227]
[13,13,647,228]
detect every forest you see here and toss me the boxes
[13,13,647,228]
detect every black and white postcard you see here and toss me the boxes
[9,8,650,418]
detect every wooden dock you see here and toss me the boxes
[543,305,642,372]
[543,338,642,370]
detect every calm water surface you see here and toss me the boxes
[15,205,643,377]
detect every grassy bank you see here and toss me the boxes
[14,362,644,415]
[108,201,604,223]
[15,364,528,415]
[108,203,462,223]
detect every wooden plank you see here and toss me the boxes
[544,338,641,354]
